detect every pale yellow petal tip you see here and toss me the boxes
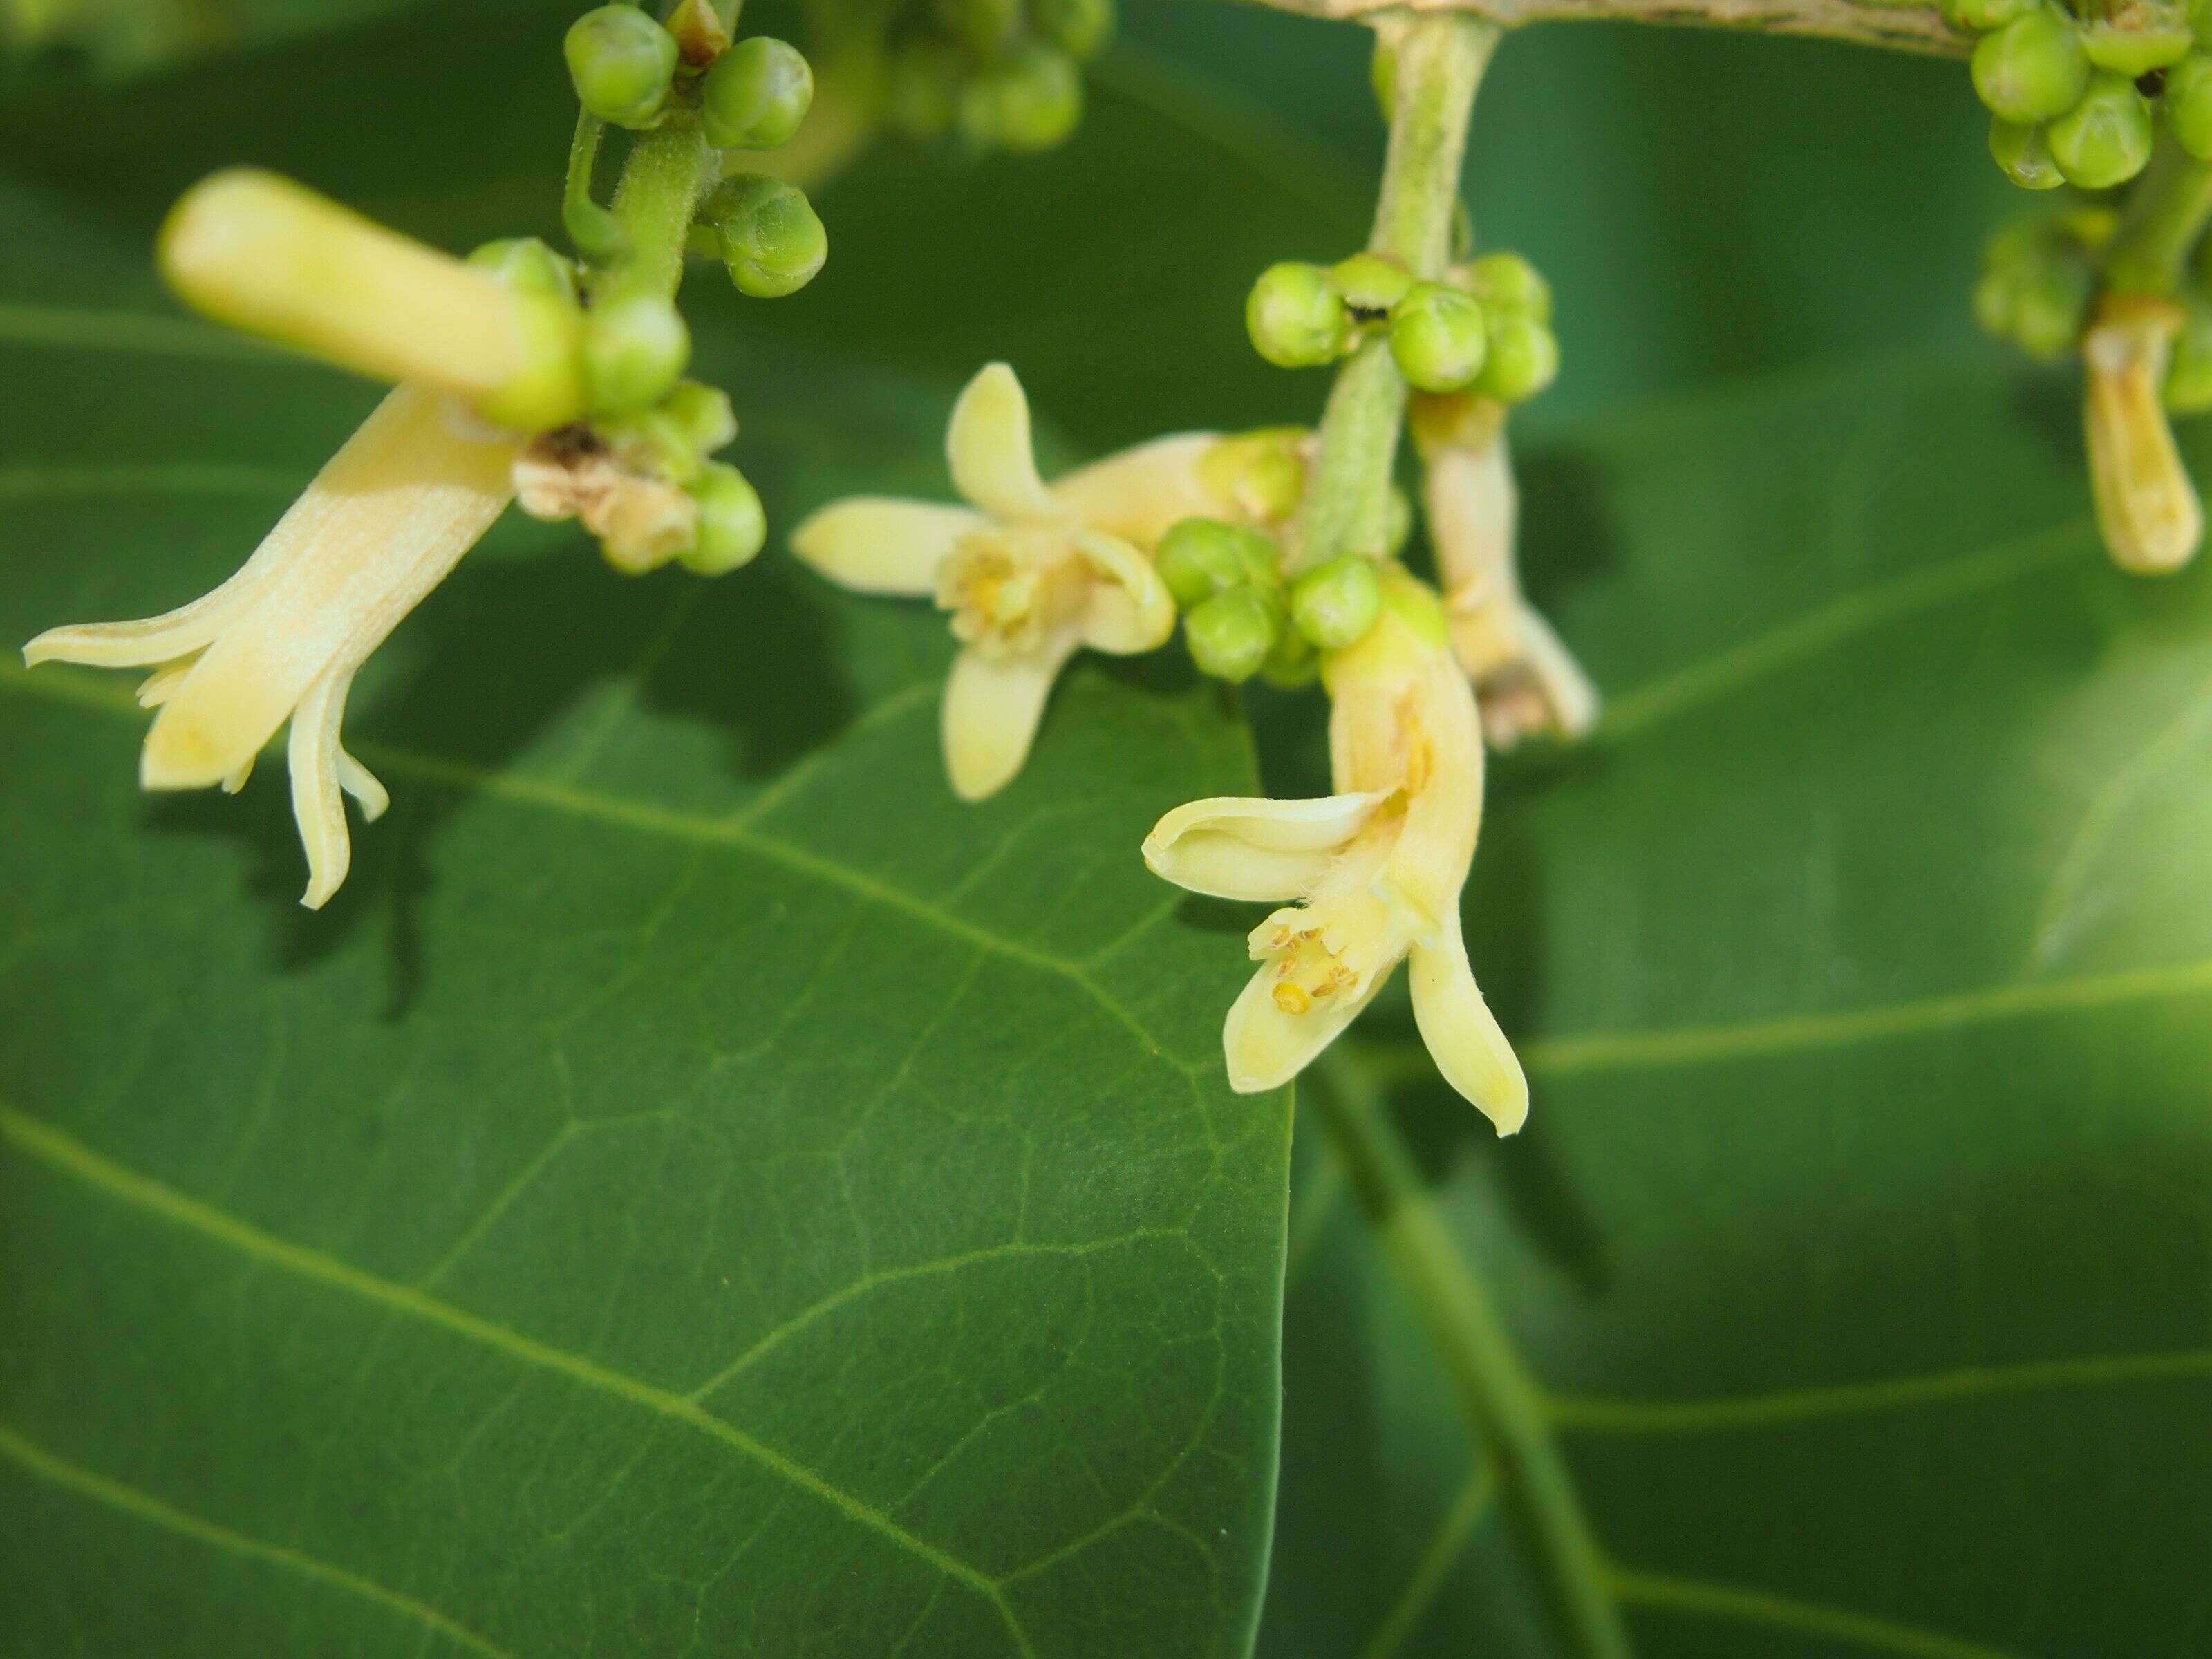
[789,497,981,597]
[947,362,1053,521]
[138,722,232,792]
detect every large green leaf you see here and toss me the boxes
[1262,354,2212,1657]
[0,10,1304,1656]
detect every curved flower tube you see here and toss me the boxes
[1411,391,1597,749]
[25,386,517,908]
[791,362,1208,798]
[1143,576,1528,1134]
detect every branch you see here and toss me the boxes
[1235,0,1966,58]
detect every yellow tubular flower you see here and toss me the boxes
[2082,294,2204,576]
[1143,577,1528,1134]
[24,386,517,907]
[1410,392,1597,749]
[791,363,1203,799]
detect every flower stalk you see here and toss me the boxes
[1296,11,1497,574]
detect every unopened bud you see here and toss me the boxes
[2084,297,2204,574]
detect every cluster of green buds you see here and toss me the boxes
[1972,203,2111,355]
[568,1,815,147]
[1156,427,1413,687]
[1954,0,2212,189]
[881,0,1113,153]
[1245,250,1559,404]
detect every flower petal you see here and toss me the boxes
[1409,911,1528,1135]
[290,667,359,910]
[141,386,514,790]
[1074,532,1174,655]
[1143,791,1386,902]
[947,362,1056,521]
[941,629,1080,801]
[1053,432,1219,546]
[789,498,985,596]
[1222,957,1392,1093]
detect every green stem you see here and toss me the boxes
[1310,1048,1634,1659]
[595,111,720,307]
[2103,140,2212,297]
[1295,12,1497,573]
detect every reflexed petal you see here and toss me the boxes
[141,386,514,790]
[947,362,1056,521]
[1074,532,1174,654]
[338,749,388,821]
[290,667,357,910]
[1221,958,1391,1093]
[941,628,1080,801]
[1053,433,1219,546]
[1142,791,1385,902]
[789,497,985,596]
[1409,912,1528,1134]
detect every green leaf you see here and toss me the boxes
[1264,355,2212,1657]
[0,12,1299,1656]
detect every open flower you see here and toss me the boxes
[1411,392,1597,749]
[791,362,1206,798]
[21,170,589,908]
[1143,577,1528,1133]
[26,387,517,908]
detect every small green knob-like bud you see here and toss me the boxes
[468,237,579,305]
[937,0,1024,53]
[885,42,962,138]
[1290,554,1382,650]
[565,6,680,129]
[1943,0,2035,32]
[2010,258,2094,358]
[1157,518,1280,607]
[958,44,1083,152]
[1332,252,1413,316]
[2079,19,2192,73]
[713,174,829,298]
[702,37,815,150]
[1389,282,1489,393]
[1972,9,2090,124]
[2047,71,2154,188]
[1988,118,2066,189]
[1031,0,1114,59]
[1261,624,1319,688]
[1466,250,1552,324]
[1248,261,1348,368]
[681,462,769,574]
[1185,586,1280,683]
[585,293,689,417]
[663,380,738,454]
[1972,266,2021,338]
[2165,300,2212,411]
[2167,51,2212,156]
[1475,313,1559,404]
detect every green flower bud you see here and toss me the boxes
[2167,50,2212,156]
[936,0,1023,53]
[1972,9,2090,124]
[713,173,828,298]
[1972,266,2022,338]
[1248,261,1348,368]
[885,42,962,138]
[681,462,768,574]
[1198,429,1309,523]
[1476,313,1559,404]
[1031,0,1114,59]
[2009,257,2094,357]
[1943,0,2036,31]
[1466,250,1552,324]
[584,292,688,418]
[702,37,814,151]
[1290,554,1382,650]
[2047,71,2154,188]
[1157,518,1281,607]
[1988,118,2066,188]
[958,45,1083,152]
[662,380,738,454]
[1389,282,1489,393]
[2079,19,2192,73]
[467,237,579,305]
[1332,252,1413,316]
[565,6,679,130]
[1185,585,1279,683]
[2166,299,2212,411]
